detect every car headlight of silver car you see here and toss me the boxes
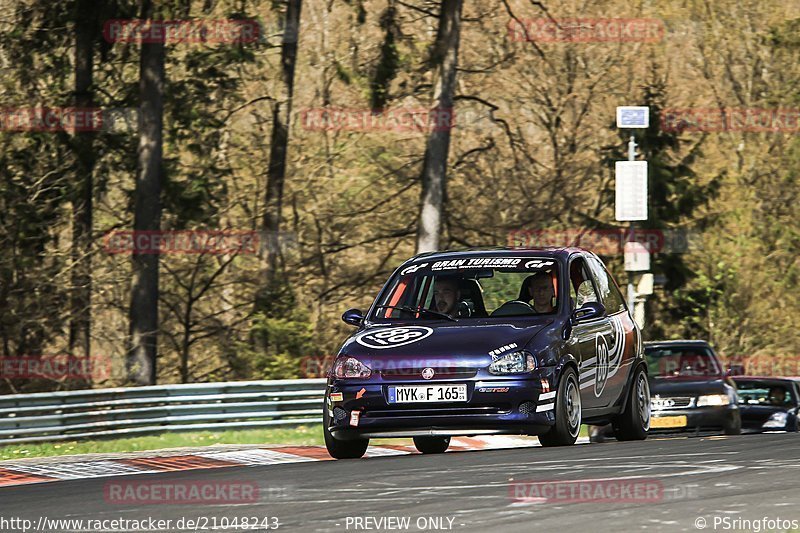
[488,351,536,375]
[696,394,730,407]
[762,412,788,429]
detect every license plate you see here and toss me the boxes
[388,384,467,403]
[651,415,687,429]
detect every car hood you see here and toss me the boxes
[338,319,554,369]
[649,377,729,397]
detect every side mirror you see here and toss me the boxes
[342,308,364,326]
[570,301,606,324]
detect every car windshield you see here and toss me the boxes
[735,381,795,406]
[645,346,722,378]
[371,256,560,320]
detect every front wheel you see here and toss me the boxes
[539,367,581,447]
[413,436,450,454]
[323,408,369,459]
[612,365,650,441]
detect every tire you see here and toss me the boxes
[539,367,581,447]
[413,436,450,454]
[323,408,369,459]
[612,365,650,441]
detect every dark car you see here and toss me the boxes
[645,340,740,435]
[323,248,651,459]
[732,377,799,432]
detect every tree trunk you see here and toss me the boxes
[262,0,302,278]
[415,0,463,254]
[128,1,164,385]
[69,0,96,374]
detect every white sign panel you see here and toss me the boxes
[624,241,650,272]
[615,161,648,221]
[616,106,649,128]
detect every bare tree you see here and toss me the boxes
[127,0,164,385]
[262,0,303,279]
[416,0,463,253]
[68,0,97,371]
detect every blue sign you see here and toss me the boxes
[617,106,649,128]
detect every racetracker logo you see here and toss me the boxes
[507,228,701,254]
[509,479,663,503]
[300,107,455,133]
[103,230,260,255]
[725,355,800,377]
[104,480,259,504]
[0,107,138,133]
[507,18,664,43]
[662,108,800,133]
[0,355,111,380]
[103,19,260,44]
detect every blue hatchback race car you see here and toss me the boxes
[323,248,650,458]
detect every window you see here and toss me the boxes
[372,256,560,320]
[644,346,723,378]
[587,257,626,314]
[569,257,599,309]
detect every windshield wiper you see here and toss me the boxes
[374,305,458,322]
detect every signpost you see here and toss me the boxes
[615,161,648,221]
[615,106,650,327]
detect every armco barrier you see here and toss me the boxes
[0,379,326,444]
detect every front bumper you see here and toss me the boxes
[650,405,740,433]
[326,368,558,440]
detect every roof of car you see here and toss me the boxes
[408,247,587,262]
[644,339,712,347]
[732,376,798,383]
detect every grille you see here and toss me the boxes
[378,367,477,380]
[651,396,693,410]
[333,407,348,421]
[519,401,536,415]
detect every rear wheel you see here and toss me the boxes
[539,367,581,447]
[413,436,450,454]
[612,365,650,441]
[323,408,369,459]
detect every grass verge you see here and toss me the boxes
[0,425,592,461]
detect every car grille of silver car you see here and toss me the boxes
[651,396,693,410]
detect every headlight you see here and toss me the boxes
[488,351,536,375]
[332,356,372,379]
[696,394,730,406]
[762,412,788,429]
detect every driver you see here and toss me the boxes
[432,277,461,316]
[520,272,556,313]
[767,386,787,406]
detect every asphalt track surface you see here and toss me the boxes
[2,433,799,533]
